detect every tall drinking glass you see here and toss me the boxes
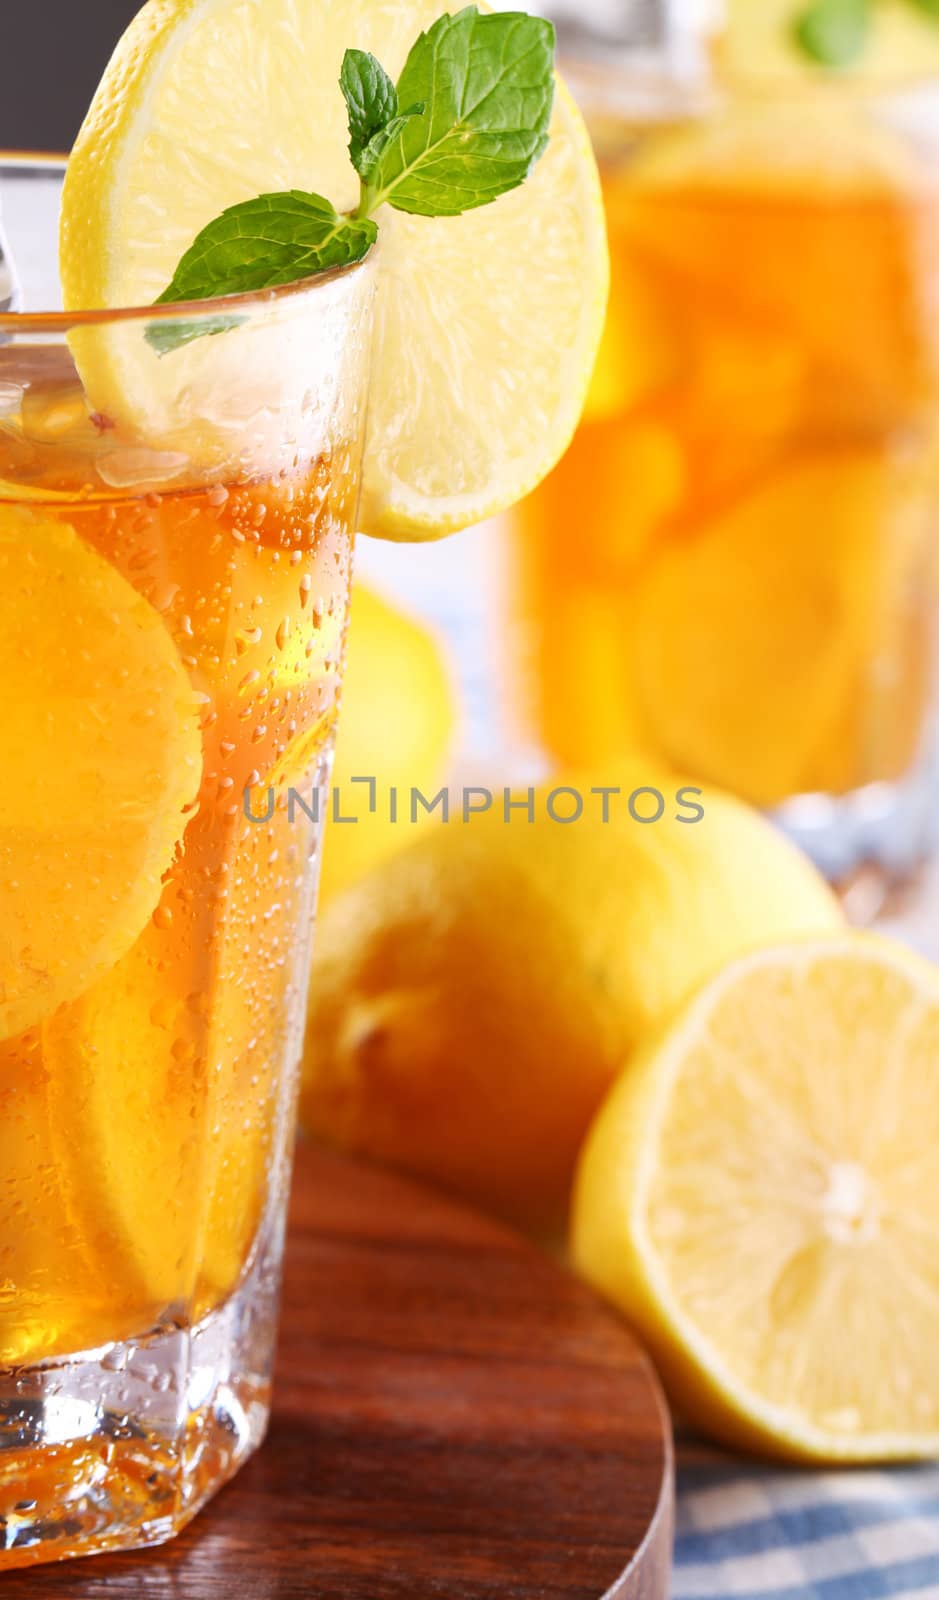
[509,26,939,893]
[0,157,374,1565]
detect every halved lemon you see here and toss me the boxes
[60,0,608,539]
[0,511,203,1038]
[572,934,939,1461]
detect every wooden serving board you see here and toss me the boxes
[8,1144,673,1598]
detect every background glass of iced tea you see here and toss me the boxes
[0,156,374,1565]
[509,43,939,892]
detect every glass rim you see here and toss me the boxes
[0,150,371,332]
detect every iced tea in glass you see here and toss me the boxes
[511,64,939,882]
[0,156,374,1564]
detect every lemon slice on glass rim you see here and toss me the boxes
[59,0,609,540]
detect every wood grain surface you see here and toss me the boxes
[5,1143,673,1598]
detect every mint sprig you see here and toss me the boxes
[356,9,554,217]
[147,6,554,354]
[793,0,939,67]
[793,0,870,67]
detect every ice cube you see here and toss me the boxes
[96,448,192,489]
[0,382,24,419]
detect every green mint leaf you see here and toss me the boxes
[341,49,399,175]
[146,312,246,356]
[357,104,426,182]
[151,8,556,349]
[147,191,377,351]
[366,6,555,217]
[155,192,376,299]
[792,0,870,66]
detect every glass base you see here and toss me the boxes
[771,766,939,904]
[0,1245,280,1569]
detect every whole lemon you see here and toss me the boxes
[302,777,843,1231]
[320,583,456,902]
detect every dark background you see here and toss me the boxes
[0,2,140,152]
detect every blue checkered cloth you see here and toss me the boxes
[675,1443,939,1597]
